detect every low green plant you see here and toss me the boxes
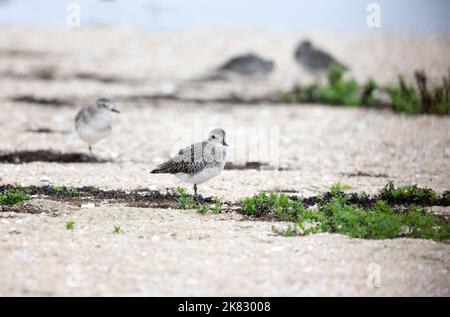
[51,186,81,197]
[386,71,450,115]
[212,197,222,214]
[240,196,258,215]
[322,64,360,106]
[330,183,352,196]
[176,187,195,209]
[196,204,208,215]
[360,78,380,107]
[66,187,81,197]
[379,182,438,204]
[280,91,296,103]
[286,198,448,241]
[388,75,421,114]
[66,220,76,231]
[240,183,450,241]
[0,187,28,205]
[272,224,299,237]
[90,187,99,195]
[283,67,448,115]
[444,192,450,202]
[239,192,306,220]
[414,70,449,115]
[51,186,64,194]
[288,64,363,106]
[113,225,121,234]
[239,192,273,216]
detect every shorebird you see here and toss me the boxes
[294,40,347,77]
[201,53,274,81]
[74,98,120,154]
[151,129,228,201]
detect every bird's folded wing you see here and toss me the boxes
[313,49,348,70]
[151,141,207,174]
[152,160,206,174]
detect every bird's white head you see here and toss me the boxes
[208,128,228,146]
[96,98,120,113]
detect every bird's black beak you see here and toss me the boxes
[223,140,228,146]
[111,108,120,113]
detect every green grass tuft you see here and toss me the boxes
[444,192,450,202]
[0,187,28,205]
[388,75,421,114]
[196,204,208,215]
[66,220,76,231]
[196,197,222,215]
[176,186,195,209]
[239,192,306,220]
[239,183,450,241]
[51,186,81,197]
[90,187,99,195]
[286,64,372,107]
[330,183,352,196]
[361,78,380,107]
[379,181,438,204]
[212,197,222,214]
[282,67,449,115]
[113,225,121,234]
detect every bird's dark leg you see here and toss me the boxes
[88,145,92,156]
[194,184,199,203]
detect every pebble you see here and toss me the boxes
[271,246,285,252]
[9,228,21,234]
[15,218,32,225]
[160,82,176,95]
[81,203,95,209]
[40,175,51,185]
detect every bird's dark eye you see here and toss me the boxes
[212,135,216,139]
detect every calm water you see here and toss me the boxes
[0,0,449,32]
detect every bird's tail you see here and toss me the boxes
[150,167,164,174]
[150,162,170,174]
[191,70,227,82]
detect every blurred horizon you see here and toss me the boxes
[0,0,449,33]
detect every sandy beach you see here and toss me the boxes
[0,27,449,296]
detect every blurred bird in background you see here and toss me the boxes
[198,53,275,81]
[294,40,348,81]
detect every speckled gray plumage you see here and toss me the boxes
[219,53,274,76]
[75,106,108,129]
[151,141,224,175]
[294,41,347,73]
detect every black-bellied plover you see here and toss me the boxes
[202,53,274,81]
[151,129,228,201]
[294,40,347,77]
[75,98,120,154]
